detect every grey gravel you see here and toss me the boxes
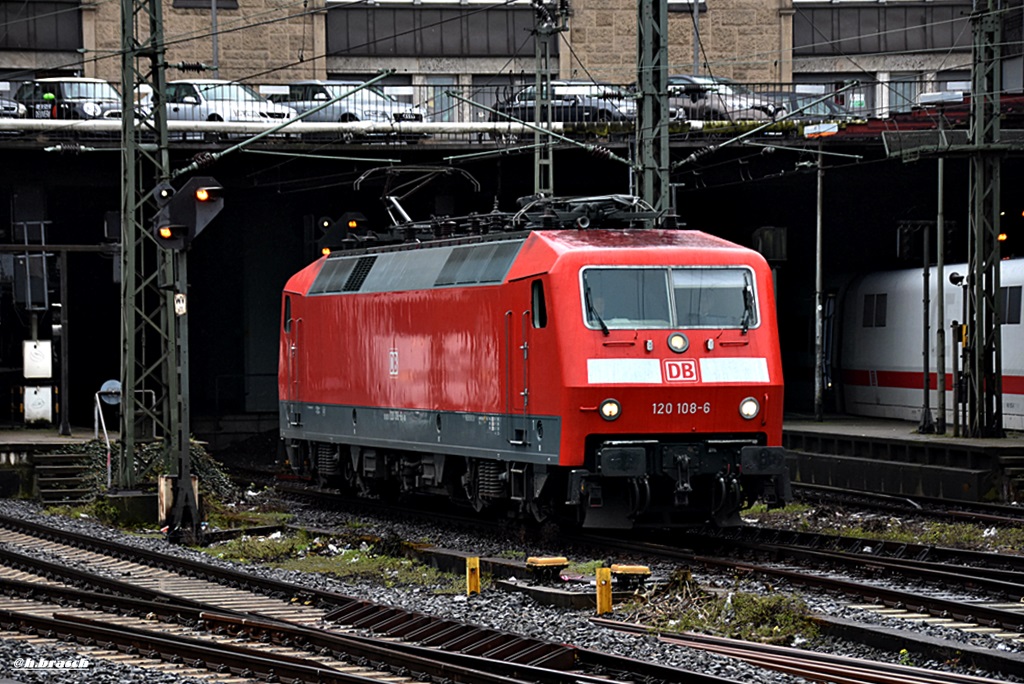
[0,498,1019,683]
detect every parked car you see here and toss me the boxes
[492,80,636,124]
[267,80,424,124]
[0,96,26,118]
[164,79,295,122]
[761,91,855,123]
[668,74,780,122]
[13,77,121,119]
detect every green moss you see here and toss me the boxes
[818,520,1024,553]
[621,569,817,644]
[201,529,462,592]
[568,559,605,576]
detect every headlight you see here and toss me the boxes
[599,399,621,421]
[739,397,760,420]
[83,102,101,117]
[667,332,689,353]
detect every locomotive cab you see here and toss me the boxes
[547,243,789,527]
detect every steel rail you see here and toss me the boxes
[0,609,382,684]
[594,618,1016,684]
[581,533,1024,634]
[0,513,747,684]
[689,532,1024,597]
[0,575,580,684]
[715,524,1024,574]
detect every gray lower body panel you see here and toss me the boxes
[280,402,562,465]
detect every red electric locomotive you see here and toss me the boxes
[279,196,790,527]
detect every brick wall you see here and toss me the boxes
[567,0,792,84]
[84,0,790,86]
[89,0,326,84]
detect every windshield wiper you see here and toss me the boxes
[740,275,754,335]
[583,279,609,336]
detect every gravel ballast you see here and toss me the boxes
[0,498,1019,684]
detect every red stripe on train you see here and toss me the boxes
[842,369,1024,394]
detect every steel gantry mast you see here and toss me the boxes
[121,0,203,538]
[636,0,670,213]
[531,0,568,197]
[966,0,1004,437]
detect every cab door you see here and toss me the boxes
[505,307,529,445]
[282,294,302,426]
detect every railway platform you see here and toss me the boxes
[783,414,1024,504]
[0,427,101,503]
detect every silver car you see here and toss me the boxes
[164,79,295,122]
[668,74,780,122]
[0,96,26,118]
[267,80,424,124]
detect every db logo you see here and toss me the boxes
[664,359,699,382]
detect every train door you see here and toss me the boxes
[282,294,302,426]
[504,286,533,445]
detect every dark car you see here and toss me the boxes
[668,74,780,122]
[13,77,122,119]
[493,80,636,125]
[490,80,635,142]
[762,91,855,123]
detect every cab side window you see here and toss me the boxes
[531,280,547,329]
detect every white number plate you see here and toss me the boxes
[652,402,711,415]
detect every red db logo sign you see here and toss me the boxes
[664,359,699,382]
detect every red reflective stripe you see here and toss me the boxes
[843,369,1024,394]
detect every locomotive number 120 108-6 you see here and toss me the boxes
[652,402,712,415]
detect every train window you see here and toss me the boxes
[310,258,356,294]
[583,268,671,329]
[1003,286,1022,325]
[435,241,521,286]
[532,280,547,328]
[671,268,757,329]
[862,293,887,327]
[283,295,292,333]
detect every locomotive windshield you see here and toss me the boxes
[583,267,757,330]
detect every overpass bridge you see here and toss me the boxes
[1,112,1022,437]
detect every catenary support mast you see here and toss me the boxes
[121,0,202,538]
[637,0,670,213]
[966,0,1004,437]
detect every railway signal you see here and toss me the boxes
[318,212,368,255]
[152,176,224,250]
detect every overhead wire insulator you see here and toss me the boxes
[46,143,82,154]
[174,62,208,73]
[589,145,612,160]
[190,152,216,169]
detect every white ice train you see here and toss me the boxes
[836,258,1024,430]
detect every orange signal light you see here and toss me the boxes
[195,187,211,202]
[347,219,358,229]
[321,247,331,256]
[158,226,174,239]
[998,232,1008,242]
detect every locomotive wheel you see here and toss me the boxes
[461,461,486,512]
[342,458,371,497]
[525,498,552,524]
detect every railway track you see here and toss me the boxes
[595,619,1014,684]
[792,482,1024,526]
[276,481,1024,679]
[0,510,760,684]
